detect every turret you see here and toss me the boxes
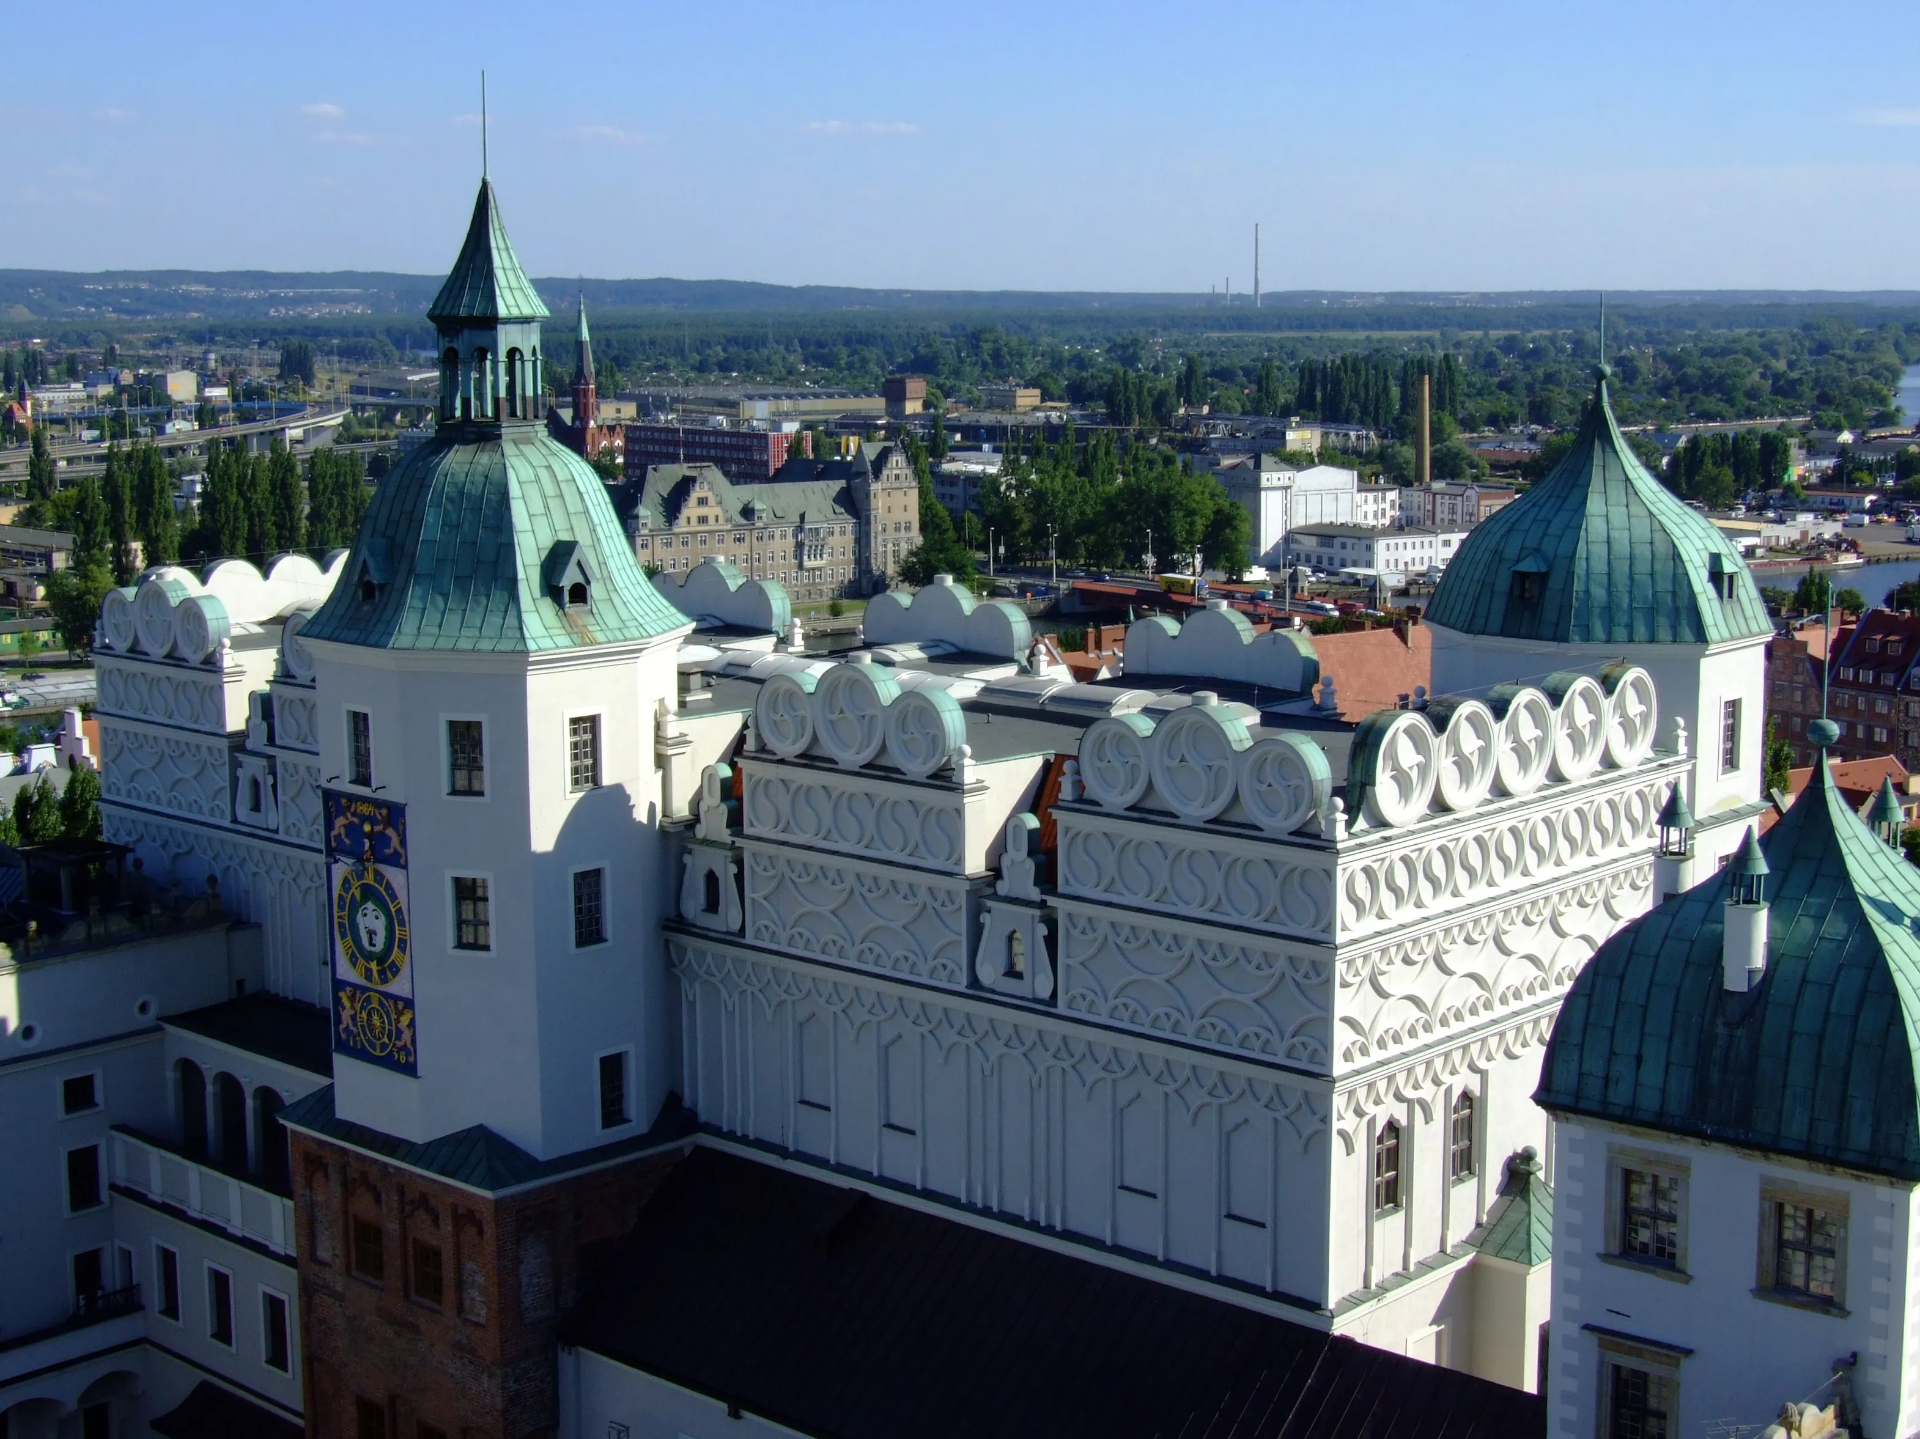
[1871,774,1906,849]
[428,181,550,424]
[1654,782,1695,903]
[1723,826,1769,992]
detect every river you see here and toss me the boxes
[1900,363,1920,427]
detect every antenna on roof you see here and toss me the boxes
[1598,291,1606,369]
[481,71,489,180]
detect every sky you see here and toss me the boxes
[7,0,1920,292]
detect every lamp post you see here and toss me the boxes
[1049,524,1057,591]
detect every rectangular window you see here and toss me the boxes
[356,1397,388,1439]
[62,1072,99,1115]
[411,1240,445,1307]
[598,1051,629,1130]
[1372,1122,1402,1214]
[208,1265,234,1347]
[568,715,601,792]
[1621,1168,1681,1267]
[156,1244,181,1320]
[73,1247,104,1303]
[1774,1201,1840,1299]
[453,877,491,951]
[349,709,373,787]
[66,1144,102,1212]
[1607,1362,1676,1439]
[352,1217,385,1283]
[574,868,606,947]
[1449,1094,1476,1181]
[262,1289,291,1371]
[447,719,485,796]
[1720,698,1741,774]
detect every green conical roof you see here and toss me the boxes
[1426,370,1772,646]
[428,180,550,325]
[300,427,688,652]
[1469,1149,1552,1267]
[1537,757,1920,1177]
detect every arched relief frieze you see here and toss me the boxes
[743,848,969,985]
[97,663,228,733]
[671,936,1329,1150]
[1333,863,1648,1068]
[1056,908,1332,1070]
[743,772,965,870]
[1336,774,1665,938]
[1331,1011,1556,1154]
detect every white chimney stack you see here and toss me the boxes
[1722,826,1770,992]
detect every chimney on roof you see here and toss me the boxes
[1722,826,1769,992]
[1654,782,1695,902]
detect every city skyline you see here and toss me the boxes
[8,0,1919,292]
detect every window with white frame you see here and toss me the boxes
[1610,1149,1688,1272]
[262,1287,291,1371]
[568,715,601,792]
[574,868,606,946]
[348,709,373,787]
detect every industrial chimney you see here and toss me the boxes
[1254,224,1260,310]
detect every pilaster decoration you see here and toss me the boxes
[656,698,695,819]
[681,764,745,933]
[1055,813,1336,941]
[1056,907,1331,1069]
[743,847,971,986]
[1333,861,1650,1066]
[743,769,965,871]
[100,725,232,819]
[1335,772,1667,939]
[1331,1011,1557,1154]
[270,686,320,752]
[996,814,1043,900]
[277,760,325,847]
[672,937,1329,1151]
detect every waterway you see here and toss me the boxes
[1898,362,1920,426]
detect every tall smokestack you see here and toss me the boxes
[1254,224,1261,310]
[1417,372,1432,487]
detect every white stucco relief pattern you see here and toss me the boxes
[271,690,319,753]
[97,661,228,734]
[1331,1010,1557,1154]
[743,847,970,986]
[100,725,231,819]
[743,771,965,871]
[1056,908,1332,1070]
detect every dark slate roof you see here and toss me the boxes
[563,1147,1544,1439]
[1537,758,1920,1178]
[1468,1150,1552,1267]
[1426,371,1771,646]
[151,1380,301,1439]
[165,993,332,1076]
[301,424,689,652]
[628,461,861,530]
[427,179,549,324]
[277,1084,696,1194]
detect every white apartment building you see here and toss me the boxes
[1217,459,1396,569]
[1287,522,1467,579]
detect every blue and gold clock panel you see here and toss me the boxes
[333,863,411,990]
[333,982,417,1073]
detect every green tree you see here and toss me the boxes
[102,445,135,584]
[15,626,40,664]
[43,560,113,655]
[1835,587,1866,619]
[68,478,109,572]
[1764,718,1794,796]
[58,763,102,840]
[132,443,179,566]
[278,339,316,386]
[27,424,54,502]
[13,772,62,844]
[267,439,304,555]
[896,434,976,587]
[1793,567,1832,614]
[1887,580,1920,614]
[241,451,277,560]
[1253,359,1285,417]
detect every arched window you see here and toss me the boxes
[505,348,523,418]
[1373,1119,1402,1214]
[1449,1092,1476,1181]
[703,869,721,914]
[567,581,589,608]
[440,347,459,419]
[1005,930,1026,978]
[254,1087,289,1192]
[471,348,490,419]
[213,1071,247,1168]
[177,1059,208,1155]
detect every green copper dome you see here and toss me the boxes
[1536,757,1920,1178]
[1426,373,1771,646]
[428,180,550,324]
[302,426,690,652]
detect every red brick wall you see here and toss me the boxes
[293,1131,688,1439]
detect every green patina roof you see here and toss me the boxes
[427,180,550,325]
[1470,1150,1553,1267]
[302,425,690,652]
[1426,371,1771,646]
[628,461,862,530]
[1537,756,1920,1178]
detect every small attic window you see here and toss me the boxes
[353,542,390,605]
[1509,551,1550,607]
[567,581,589,608]
[1708,552,1738,601]
[543,540,593,612]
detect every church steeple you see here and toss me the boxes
[572,293,596,431]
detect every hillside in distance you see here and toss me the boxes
[5,269,1920,332]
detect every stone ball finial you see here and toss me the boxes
[1595,361,1613,383]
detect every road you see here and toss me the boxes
[0,407,349,472]
[4,669,97,715]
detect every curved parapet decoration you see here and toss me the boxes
[98,586,138,653]
[172,594,232,664]
[752,656,970,777]
[134,577,192,658]
[864,575,1031,660]
[280,609,319,681]
[1121,602,1320,695]
[201,555,344,625]
[654,558,792,636]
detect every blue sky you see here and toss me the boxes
[8,0,1919,290]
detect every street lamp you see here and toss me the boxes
[1049,524,1057,590]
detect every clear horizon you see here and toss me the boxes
[8,0,1918,292]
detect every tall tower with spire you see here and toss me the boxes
[285,176,693,1439]
[572,292,597,431]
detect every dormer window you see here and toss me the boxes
[1509,552,1550,608]
[1708,552,1738,601]
[352,540,391,606]
[544,540,593,612]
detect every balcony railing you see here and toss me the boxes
[73,1284,141,1323]
[111,1127,296,1258]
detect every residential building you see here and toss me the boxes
[882,375,926,418]
[143,371,198,406]
[1773,752,1920,832]
[1355,482,1403,528]
[1403,482,1516,530]
[931,447,1002,517]
[674,390,887,424]
[622,423,808,482]
[1784,610,1920,770]
[1286,522,1467,579]
[29,383,88,413]
[1537,725,1918,1439]
[1766,627,1831,765]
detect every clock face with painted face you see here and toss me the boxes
[333,865,409,988]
